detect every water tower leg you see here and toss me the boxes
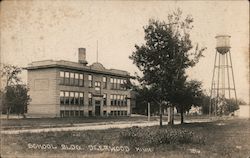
[226,53,231,99]
[228,50,238,106]
[210,52,218,118]
[226,52,231,113]
[216,52,221,117]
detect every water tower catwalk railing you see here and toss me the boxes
[209,35,238,117]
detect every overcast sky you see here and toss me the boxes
[1,0,249,103]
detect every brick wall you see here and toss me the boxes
[27,67,132,118]
[27,68,59,117]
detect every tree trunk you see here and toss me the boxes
[171,106,174,125]
[7,107,11,119]
[159,103,162,127]
[180,106,184,124]
[171,106,174,124]
[167,107,171,124]
[168,106,174,125]
[148,102,150,122]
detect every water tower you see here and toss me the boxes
[209,35,238,116]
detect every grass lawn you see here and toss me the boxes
[1,115,209,130]
[0,116,151,130]
[1,118,250,158]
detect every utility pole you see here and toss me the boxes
[96,40,99,63]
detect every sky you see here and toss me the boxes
[0,0,249,103]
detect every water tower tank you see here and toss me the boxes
[215,35,231,54]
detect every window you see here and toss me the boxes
[70,92,74,104]
[121,95,124,106]
[65,92,69,104]
[120,95,122,106]
[74,73,79,86]
[120,79,124,90]
[75,92,79,105]
[103,93,107,106]
[80,92,84,105]
[60,111,64,117]
[123,95,126,105]
[61,91,84,106]
[110,94,114,106]
[103,111,107,116]
[88,74,92,80]
[120,79,127,90]
[109,77,127,90]
[88,93,92,106]
[123,95,126,106]
[79,74,84,87]
[94,81,101,91]
[70,111,74,117]
[125,95,127,106]
[65,110,69,117]
[75,111,79,117]
[110,94,127,106]
[59,71,86,87]
[89,111,92,116]
[80,111,84,117]
[124,111,127,116]
[114,78,117,89]
[65,72,70,85]
[117,95,120,106]
[110,78,114,89]
[114,94,117,106]
[111,111,114,116]
[60,71,64,84]
[60,91,64,104]
[70,73,74,86]
[123,79,127,90]
[103,77,107,89]
[117,79,120,89]
[88,74,93,87]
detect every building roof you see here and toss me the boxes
[24,60,131,78]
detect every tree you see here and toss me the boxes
[1,64,26,118]
[224,98,239,114]
[201,94,211,115]
[129,9,206,126]
[1,65,22,86]
[133,85,161,115]
[0,90,4,113]
[173,80,203,123]
[217,98,240,116]
[237,98,247,105]
[4,84,31,117]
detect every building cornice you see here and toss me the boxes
[24,60,132,78]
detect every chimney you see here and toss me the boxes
[78,48,88,65]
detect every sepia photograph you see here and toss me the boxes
[0,0,249,157]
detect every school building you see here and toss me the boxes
[25,48,132,117]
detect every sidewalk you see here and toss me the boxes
[1,119,211,135]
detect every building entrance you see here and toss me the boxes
[95,100,101,116]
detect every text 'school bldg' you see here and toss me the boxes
[25,48,132,118]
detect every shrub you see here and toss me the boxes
[120,126,204,147]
